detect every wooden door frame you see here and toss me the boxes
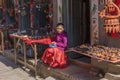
[90,0,99,45]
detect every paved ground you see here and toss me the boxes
[0,55,42,80]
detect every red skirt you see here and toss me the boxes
[41,48,67,68]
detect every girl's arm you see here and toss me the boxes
[57,35,68,48]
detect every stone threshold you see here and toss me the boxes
[1,49,101,80]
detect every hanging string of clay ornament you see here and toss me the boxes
[99,0,120,33]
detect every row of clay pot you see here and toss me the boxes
[104,25,119,33]
[86,45,120,61]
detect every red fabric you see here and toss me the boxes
[50,16,53,24]
[15,0,19,28]
[9,34,52,44]
[24,38,52,45]
[9,34,14,38]
[49,0,53,4]
[30,13,34,28]
[110,31,120,38]
[30,2,34,28]
[42,48,67,68]
[30,2,34,9]
[115,0,120,6]
[49,7,53,12]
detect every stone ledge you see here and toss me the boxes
[37,63,78,80]
[100,78,108,80]
[45,76,56,80]
[37,61,100,80]
[3,50,100,80]
[91,58,120,74]
[105,73,120,80]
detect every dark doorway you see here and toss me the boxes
[72,0,90,62]
[63,0,91,63]
[71,0,90,46]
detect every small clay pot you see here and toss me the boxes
[99,55,105,59]
[110,57,117,61]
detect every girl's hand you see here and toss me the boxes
[49,42,57,48]
[52,41,56,44]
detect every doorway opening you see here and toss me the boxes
[71,0,90,45]
[67,0,91,63]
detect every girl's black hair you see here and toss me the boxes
[56,23,64,28]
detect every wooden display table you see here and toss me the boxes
[0,28,18,55]
[69,45,120,64]
[10,34,51,78]
[0,31,4,55]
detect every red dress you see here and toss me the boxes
[42,31,68,68]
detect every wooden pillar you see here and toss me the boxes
[53,0,63,27]
[0,0,3,7]
[90,0,99,45]
[53,0,57,27]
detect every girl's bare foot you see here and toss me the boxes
[47,67,51,70]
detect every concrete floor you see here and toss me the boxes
[0,55,43,80]
[2,49,102,80]
[56,64,100,80]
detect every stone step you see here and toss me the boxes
[38,62,100,80]
[100,78,108,80]
[105,73,120,80]
[4,49,100,80]
[91,58,120,74]
[0,55,43,80]
[45,76,56,80]
[99,78,108,80]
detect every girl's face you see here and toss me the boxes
[56,25,64,33]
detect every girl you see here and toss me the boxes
[42,23,68,68]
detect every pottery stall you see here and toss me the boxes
[93,0,120,79]
[66,0,120,80]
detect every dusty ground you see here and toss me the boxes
[0,55,43,80]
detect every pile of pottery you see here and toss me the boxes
[85,45,120,61]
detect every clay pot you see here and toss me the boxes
[110,57,117,61]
